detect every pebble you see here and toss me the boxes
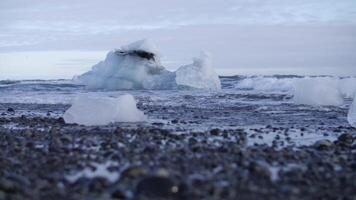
[337,133,354,146]
[210,128,221,136]
[135,176,182,198]
[121,166,148,181]
[314,139,333,150]
[0,178,17,192]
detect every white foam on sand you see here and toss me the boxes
[63,94,147,126]
[76,39,221,90]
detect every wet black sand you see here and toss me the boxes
[0,103,355,200]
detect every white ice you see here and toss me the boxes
[121,39,159,55]
[175,52,221,90]
[236,76,356,98]
[76,39,175,90]
[235,76,355,106]
[293,78,343,106]
[347,94,356,128]
[63,94,147,126]
[339,78,356,98]
[76,39,221,90]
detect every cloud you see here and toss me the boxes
[0,0,355,77]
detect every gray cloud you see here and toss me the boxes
[0,0,356,78]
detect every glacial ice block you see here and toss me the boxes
[293,78,343,106]
[76,39,176,90]
[348,95,356,128]
[63,94,147,126]
[76,40,221,90]
[175,53,221,90]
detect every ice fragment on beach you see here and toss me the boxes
[175,52,221,90]
[293,78,343,106]
[63,94,146,126]
[347,95,356,128]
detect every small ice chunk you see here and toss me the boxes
[347,95,356,128]
[63,94,146,126]
[293,78,343,106]
[175,52,221,90]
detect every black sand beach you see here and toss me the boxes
[0,101,355,200]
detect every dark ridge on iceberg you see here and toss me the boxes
[115,50,156,61]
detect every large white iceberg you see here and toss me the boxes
[63,94,147,126]
[76,40,176,90]
[76,39,221,90]
[348,94,356,128]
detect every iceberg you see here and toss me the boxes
[76,39,221,90]
[63,94,147,126]
[76,40,176,90]
[293,78,343,106]
[339,78,356,98]
[175,52,221,90]
[348,95,356,128]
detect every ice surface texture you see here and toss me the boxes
[63,94,146,126]
[76,39,221,90]
[76,40,175,90]
[175,52,221,90]
[293,78,344,106]
[348,94,356,128]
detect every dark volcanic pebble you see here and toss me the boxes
[135,176,183,199]
[337,133,354,146]
[314,139,333,150]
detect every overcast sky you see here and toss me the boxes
[0,0,356,79]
